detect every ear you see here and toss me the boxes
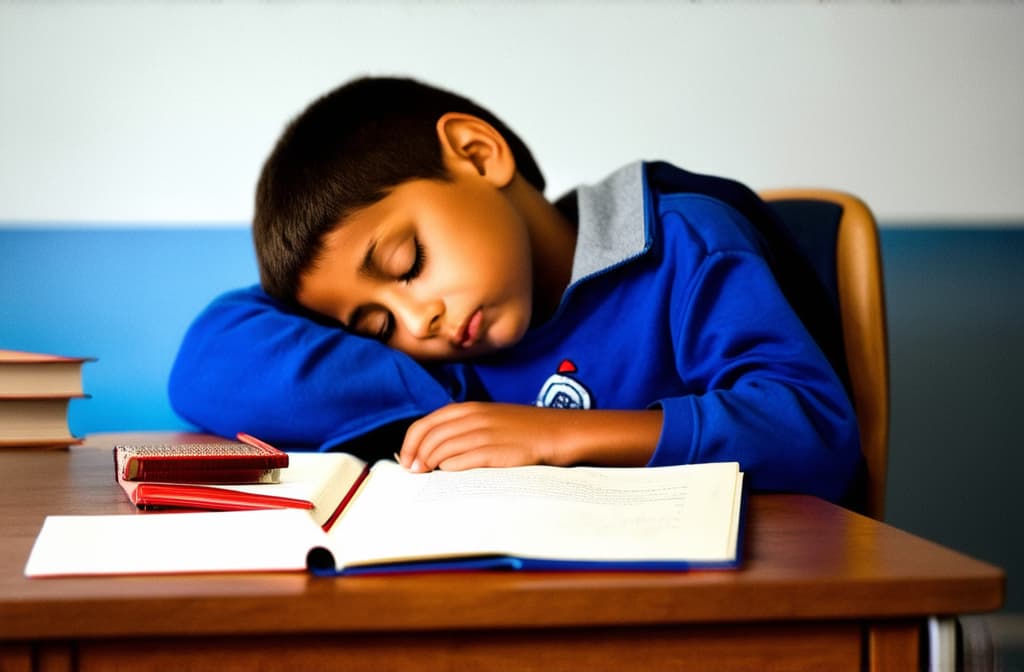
[436,112,516,188]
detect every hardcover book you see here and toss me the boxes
[0,349,92,449]
[25,458,745,578]
[0,398,79,448]
[114,433,289,484]
[0,350,90,397]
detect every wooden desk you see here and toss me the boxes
[0,435,1005,672]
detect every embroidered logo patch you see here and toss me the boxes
[535,359,592,409]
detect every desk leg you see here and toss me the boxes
[0,644,32,672]
[868,621,921,672]
[0,642,73,672]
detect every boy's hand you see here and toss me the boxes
[398,403,564,472]
[398,403,661,472]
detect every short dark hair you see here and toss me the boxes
[253,76,546,303]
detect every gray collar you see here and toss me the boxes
[568,161,649,287]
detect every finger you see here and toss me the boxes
[400,404,482,471]
[414,413,498,471]
[420,426,508,471]
[400,404,462,469]
[436,443,522,471]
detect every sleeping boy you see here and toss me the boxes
[170,76,861,502]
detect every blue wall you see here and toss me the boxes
[2,225,1023,618]
[1,228,257,431]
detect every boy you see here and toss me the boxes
[170,77,861,502]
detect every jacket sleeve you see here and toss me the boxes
[647,209,863,504]
[168,285,455,451]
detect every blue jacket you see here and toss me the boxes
[170,162,861,502]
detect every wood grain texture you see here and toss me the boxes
[72,624,862,672]
[868,621,922,672]
[0,433,1006,671]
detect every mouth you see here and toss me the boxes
[454,307,484,349]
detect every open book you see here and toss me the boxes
[25,458,744,577]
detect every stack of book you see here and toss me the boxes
[0,349,92,449]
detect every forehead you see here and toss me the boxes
[315,175,465,256]
[295,207,375,311]
[322,177,439,248]
[317,179,428,262]
[316,207,380,273]
[297,182,423,310]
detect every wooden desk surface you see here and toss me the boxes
[0,433,1004,639]
[0,434,1006,672]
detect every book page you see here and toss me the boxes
[215,453,366,526]
[326,461,740,568]
[24,508,324,577]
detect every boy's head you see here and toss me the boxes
[253,76,544,304]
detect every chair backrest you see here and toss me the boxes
[759,189,890,520]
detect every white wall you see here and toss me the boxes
[1,1,1022,225]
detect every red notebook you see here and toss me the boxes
[115,450,371,531]
[113,433,288,484]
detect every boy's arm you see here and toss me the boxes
[168,286,455,451]
[648,246,862,503]
[399,251,861,503]
[398,403,662,472]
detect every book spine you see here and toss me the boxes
[122,454,288,481]
[125,467,282,484]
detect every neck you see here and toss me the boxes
[505,175,577,325]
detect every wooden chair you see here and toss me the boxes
[759,189,890,520]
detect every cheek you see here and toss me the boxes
[487,226,533,296]
[469,198,533,279]
[446,232,531,299]
[485,259,530,303]
[489,297,532,348]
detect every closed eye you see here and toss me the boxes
[349,307,395,343]
[399,238,425,283]
[348,237,422,342]
[374,312,395,342]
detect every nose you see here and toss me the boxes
[392,294,445,339]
